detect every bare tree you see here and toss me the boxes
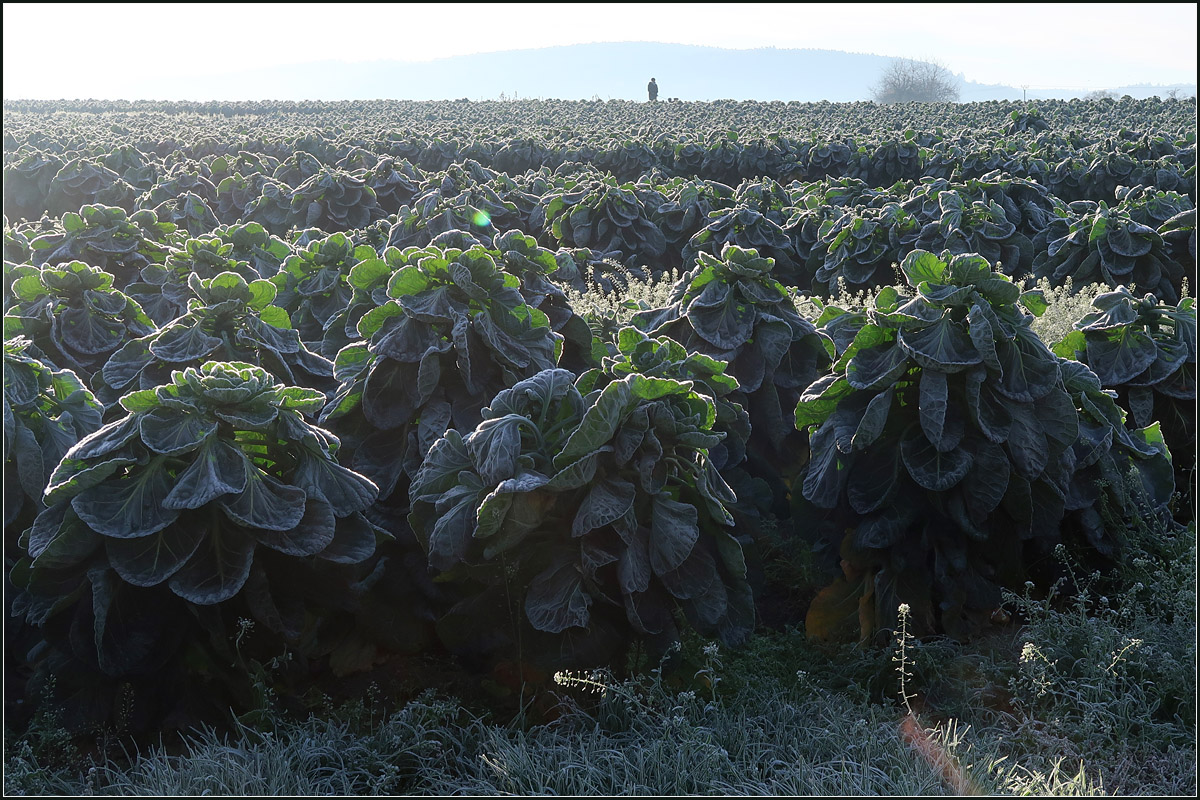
[870,58,960,103]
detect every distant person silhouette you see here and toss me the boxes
[647,78,658,102]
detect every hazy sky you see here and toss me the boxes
[3,2,1196,99]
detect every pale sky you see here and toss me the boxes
[3,2,1196,99]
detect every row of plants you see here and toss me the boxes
[5,234,1191,738]
[6,132,1192,223]
[5,99,1195,219]
[6,165,1194,306]
[5,97,1194,158]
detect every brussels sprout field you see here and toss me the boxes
[3,96,1195,741]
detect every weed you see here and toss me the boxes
[1024,276,1108,347]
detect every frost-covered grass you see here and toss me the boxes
[8,516,1193,796]
[0,670,1115,796]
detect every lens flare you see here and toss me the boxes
[472,210,491,228]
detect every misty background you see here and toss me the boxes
[83,43,1198,104]
[3,4,1196,103]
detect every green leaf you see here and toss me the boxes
[556,380,633,468]
[686,281,755,350]
[252,499,336,556]
[851,388,893,451]
[994,333,1060,402]
[292,453,378,516]
[846,342,910,391]
[319,512,379,564]
[62,212,85,232]
[545,447,609,491]
[276,390,323,416]
[138,407,217,456]
[149,321,222,363]
[466,415,524,485]
[207,271,250,302]
[846,441,902,514]
[425,484,481,571]
[1020,290,1049,317]
[803,418,855,508]
[898,317,981,372]
[388,265,431,297]
[28,505,101,569]
[572,477,636,537]
[357,302,404,339]
[57,307,124,356]
[1084,325,1158,385]
[258,305,291,330]
[855,505,915,550]
[524,558,591,633]
[163,438,248,510]
[167,525,255,605]
[918,369,949,449]
[106,514,207,587]
[629,374,688,401]
[649,494,699,575]
[617,326,648,354]
[874,286,901,313]
[72,462,178,538]
[348,257,392,290]
[10,273,47,305]
[118,388,160,414]
[962,438,1010,517]
[795,374,854,430]
[43,454,137,507]
[900,250,946,286]
[900,432,972,491]
[218,461,307,531]
[1005,403,1049,480]
[103,337,155,390]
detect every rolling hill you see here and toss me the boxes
[114,42,1197,103]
